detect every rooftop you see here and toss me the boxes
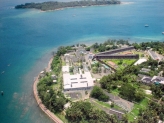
[141,76,152,84]
[151,76,164,83]
[148,50,159,60]
[108,61,116,67]
[62,66,69,73]
[134,58,147,65]
[63,71,94,90]
[140,68,151,73]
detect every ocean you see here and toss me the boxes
[0,0,164,122]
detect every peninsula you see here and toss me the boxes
[15,0,120,11]
[34,40,164,123]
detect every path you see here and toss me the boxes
[33,57,63,123]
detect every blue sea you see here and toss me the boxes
[0,0,164,122]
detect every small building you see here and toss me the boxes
[140,68,151,73]
[53,80,57,83]
[39,71,45,78]
[145,90,152,95]
[51,75,57,80]
[138,74,146,79]
[134,58,147,65]
[40,71,44,74]
[64,102,71,109]
[108,61,117,68]
[141,76,152,84]
[158,120,164,123]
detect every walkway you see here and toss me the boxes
[33,57,63,123]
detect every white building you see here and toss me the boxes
[62,66,69,73]
[63,71,94,91]
[151,76,164,85]
[134,58,147,65]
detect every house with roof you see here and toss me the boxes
[134,58,147,65]
[140,68,151,73]
[141,76,153,84]
[140,75,164,85]
[108,61,118,69]
[151,76,164,85]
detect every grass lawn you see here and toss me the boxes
[110,88,120,95]
[94,99,124,111]
[95,100,111,108]
[132,50,145,58]
[103,59,136,70]
[127,98,149,121]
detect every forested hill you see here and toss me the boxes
[15,0,121,11]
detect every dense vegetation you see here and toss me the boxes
[37,50,67,113]
[151,84,164,98]
[36,40,164,122]
[92,39,130,52]
[99,56,164,121]
[138,101,164,122]
[66,101,119,123]
[90,86,109,101]
[37,73,67,113]
[133,41,164,55]
[119,83,145,102]
[15,0,120,11]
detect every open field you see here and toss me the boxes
[103,59,136,70]
[127,98,149,121]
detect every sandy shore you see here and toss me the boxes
[33,57,63,123]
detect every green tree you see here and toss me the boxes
[90,86,109,101]
[119,84,135,101]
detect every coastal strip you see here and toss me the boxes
[15,1,120,11]
[33,57,63,123]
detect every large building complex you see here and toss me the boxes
[63,71,94,91]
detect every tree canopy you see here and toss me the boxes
[90,86,109,101]
[15,0,120,11]
[66,101,118,123]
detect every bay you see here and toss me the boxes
[0,0,164,122]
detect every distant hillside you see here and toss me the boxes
[15,0,121,11]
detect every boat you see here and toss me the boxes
[1,71,5,74]
[1,91,4,95]
[145,24,149,27]
[162,32,164,34]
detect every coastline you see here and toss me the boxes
[33,57,63,123]
[38,2,132,13]
[38,3,121,12]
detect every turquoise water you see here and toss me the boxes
[0,0,164,122]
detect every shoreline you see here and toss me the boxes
[38,3,122,12]
[38,2,133,12]
[33,57,63,123]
